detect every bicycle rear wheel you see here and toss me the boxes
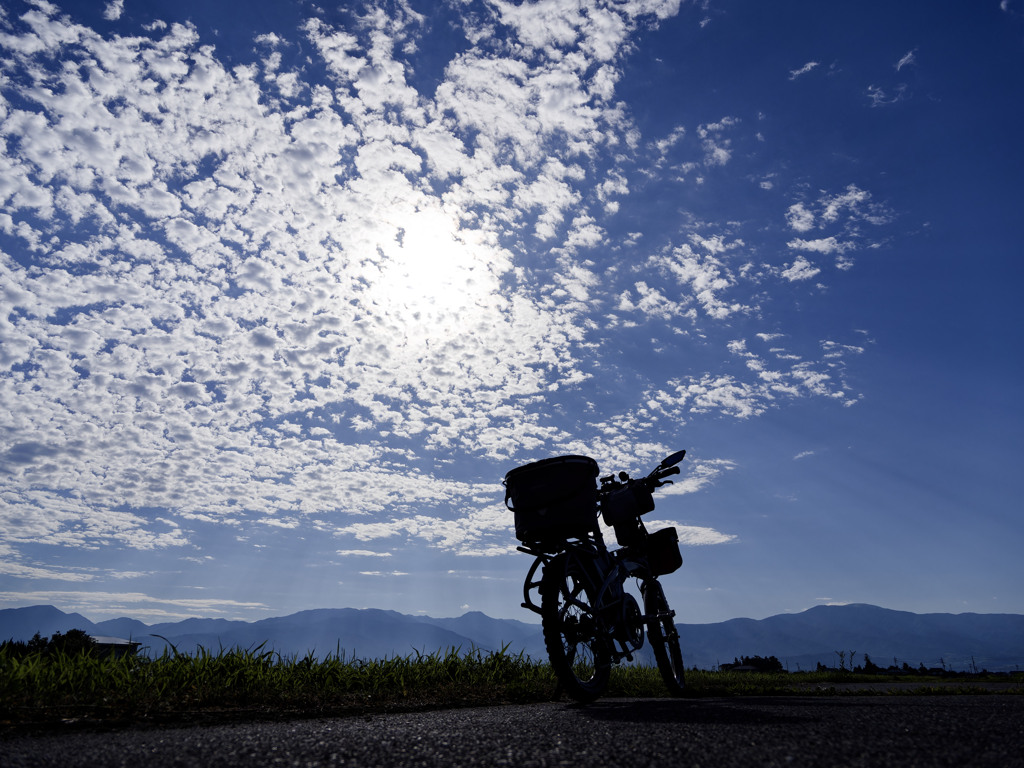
[541,552,610,702]
[644,579,685,695]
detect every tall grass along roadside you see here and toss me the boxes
[2,643,1020,732]
[0,643,556,730]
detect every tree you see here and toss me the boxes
[47,628,96,655]
[3,630,96,657]
[743,655,784,673]
[722,655,784,673]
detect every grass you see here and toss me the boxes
[2,645,1020,732]
[0,644,561,730]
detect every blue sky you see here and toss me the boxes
[1,0,1022,627]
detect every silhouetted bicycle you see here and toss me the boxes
[505,450,688,702]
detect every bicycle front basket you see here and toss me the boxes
[647,527,682,576]
[504,455,599,547]
[600,484,655,527]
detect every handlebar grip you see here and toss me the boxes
[645,464,681,491]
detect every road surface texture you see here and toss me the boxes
[4,696,1023,767]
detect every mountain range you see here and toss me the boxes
[2,603,1021,672]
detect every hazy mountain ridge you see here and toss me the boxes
[678,604,1024,671]
[2,603,1021,671]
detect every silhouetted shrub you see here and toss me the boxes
[1,629,96,657]
[721,655,784,673]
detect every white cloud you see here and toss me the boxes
[672,374,765,418]
[487,0,681,60]
[653,125,686,165]
[642,328,866,420]
[337,550,393,557]
[895,49,916,71]
[698,117,739,166]
[334,502,517,556]
[867,83,908,107]
[781,256,821,281]
[787,236,855,255]
[618,281,687,321]
[653,235,749,320]
[789,61,819,80]
[781,184,891,271]
[821,340,865,358]
[0,0,893,580]
[821,185,870,222]
[791,184,890,230]
[786,203,815,232]
[0,590,268,622]
[0,551,96,582]
[647,522,737,546]
[103,1,124,21]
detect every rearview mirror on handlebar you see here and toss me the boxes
[659,450,686,469]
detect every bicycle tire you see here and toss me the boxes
[541,552,611,702]
[644,579,686,695]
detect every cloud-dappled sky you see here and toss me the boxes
[2,0,1022,625]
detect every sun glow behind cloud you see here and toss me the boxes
[0,0,900,606]
[379,208,494,319]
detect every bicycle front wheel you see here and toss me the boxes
[644,579,685,695]
[541,552,610,703]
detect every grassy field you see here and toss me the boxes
[2,644,1020,732]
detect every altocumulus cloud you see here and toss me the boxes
[0,0,892,567]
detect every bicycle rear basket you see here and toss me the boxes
[647,527,682,576]
[504,455,599,548]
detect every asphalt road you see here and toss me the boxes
[4,696,1023,767]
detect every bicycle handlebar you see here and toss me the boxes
[599,450,685,496]
[652,464,680,486]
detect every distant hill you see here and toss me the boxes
[0,604,549,661]
[677,604,1024,672]
[2,603,1021,671]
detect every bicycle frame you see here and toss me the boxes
[518,522,670,666]
[509,449,688,701]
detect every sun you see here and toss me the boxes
[372,206,503,332]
